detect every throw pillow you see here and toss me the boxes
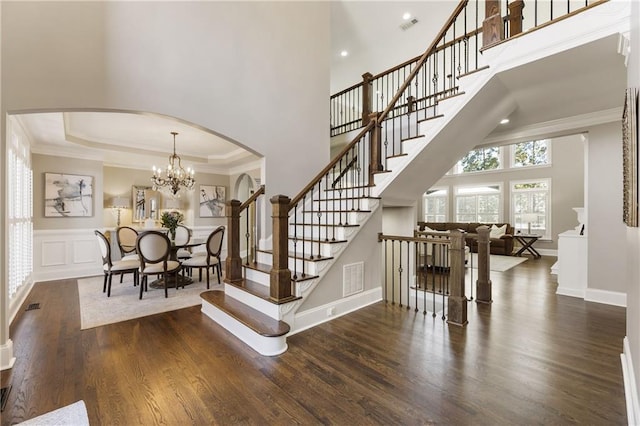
[489,224,507,238]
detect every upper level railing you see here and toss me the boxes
[330,0,607,138]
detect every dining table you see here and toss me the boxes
[149,238,205,289]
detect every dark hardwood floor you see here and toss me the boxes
[1,256,627,425]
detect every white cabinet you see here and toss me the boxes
[556,230,588,298]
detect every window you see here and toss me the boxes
[8,125,33,301]
[423,188,448,222]
[511,179,551,239]
[453,147,502,174]
[512,140,551,167]
[454,184,502,223]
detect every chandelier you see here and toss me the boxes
[151,131,196,195]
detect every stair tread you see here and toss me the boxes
[201,290,290,337]
[418,114,445,123]
[400,135,426,143]
[313,196,381,202]
[256,250,334,262]
[289,236,348,244]
[326,185,372,191]
[387,153,408,159]
[291,222,359,228]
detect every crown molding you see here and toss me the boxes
[481,107,623,146]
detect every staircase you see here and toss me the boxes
[200,0,628,355]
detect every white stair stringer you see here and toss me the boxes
[277,198,381,329]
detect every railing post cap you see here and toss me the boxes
[270,194,291,204]
[227,199,241,206]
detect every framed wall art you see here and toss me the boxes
[199,185,226,217]
[623,87,639,227]
[44,173,94,217]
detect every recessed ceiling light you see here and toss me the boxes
[340,50,348,57]
[500,118,510,124]
[402,12,411,20]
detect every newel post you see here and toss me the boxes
[447,230,468,326]
[270,195,293,302]
[368,112,383,186]
[475,225,493,304]
[482,0,504,48]
[225,200,243,282]
[508,0,525,37]
[361,72,374,126]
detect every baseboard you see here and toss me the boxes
[290,287,382,335]
[622,337,640,425]
[536,248,558,257]
[556,286,586,299]
[0,339,15,371]
[585,288,627,307]
[8,276,35,325]
[33,267,101,284]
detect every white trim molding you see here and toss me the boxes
[1,339,16,371]
[622,337,640,425]
[585,288,627,308]
[34,229,103,282]
[290,287,382,335]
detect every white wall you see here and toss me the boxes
[586,122,627,296]
[1,1,330,201]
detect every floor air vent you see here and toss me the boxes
[1,385,11,412]
[343,262,364,297]
[26,303,40,311]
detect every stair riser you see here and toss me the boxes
[288,240,343,257]
[311,199,375,211]
[289,224,348,240]
[299,211,362,225]
[243,268,270,286]
[224,284,280,320]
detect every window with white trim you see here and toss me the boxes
[454,184,502,223]
[511,179,551,239]
[511,140,551,168]
[452,146,502,174]
[423,188,448,222]
[8,126,33,301]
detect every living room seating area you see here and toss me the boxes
[417,221,515,256]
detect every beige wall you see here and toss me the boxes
[420,134,585,251]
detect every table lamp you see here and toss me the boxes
[111,197,131,226]
[522,213,538,234]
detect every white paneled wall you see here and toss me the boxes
[33,229,103,282]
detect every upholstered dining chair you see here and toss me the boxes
[95,230,139,297]
[174,224,192,260]
[180,226,225,289]
[116,226,139,261]
[136,230,181,299]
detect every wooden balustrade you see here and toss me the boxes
[475,225,492,304]
[225,185,265,283]
[270,195,294,303]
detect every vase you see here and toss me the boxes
[169,229,176,243]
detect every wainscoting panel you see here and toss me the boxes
[34,229,103,282]
[41,241,66,266]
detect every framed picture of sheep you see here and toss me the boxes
[623,87,639,227]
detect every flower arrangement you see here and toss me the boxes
[160,210,184,241]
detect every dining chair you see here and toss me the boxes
[116,226,139,262]
[174,224,192,260]
[180,226,225,289]
[136,230,181,299]
[95,230,139,297]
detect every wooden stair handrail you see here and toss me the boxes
[378,0,469,122]
[240,185,265,211]
[288,122,374,210]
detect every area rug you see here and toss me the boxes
[469,253,527,272]
[77,274,222,330]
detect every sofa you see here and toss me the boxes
[417,221,514,256]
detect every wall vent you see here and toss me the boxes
[25,303,40,311]
[343,262,364,297]
[399,18,419,31]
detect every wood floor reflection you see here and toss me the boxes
[1,256,627,425]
